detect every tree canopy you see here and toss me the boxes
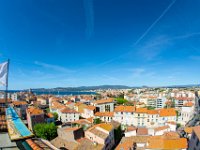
[115,97,128,104]
[53,112,58,120]
[33,123,57,140]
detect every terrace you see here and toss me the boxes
[6,106,34,141]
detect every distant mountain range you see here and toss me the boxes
[1,84,198,92]
[28,84,200,92]
[29,85,132,92]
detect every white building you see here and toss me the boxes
[81,105,96,119]
[58,107,80,123]
[156,97,167,108]
[85,123,115,150]
[91,98,114,112]
[178,102,194,125]
[113,106,177,127]
[94,112,114,122]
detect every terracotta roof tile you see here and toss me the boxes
[27,107,44,116]
[147,110,159,114]
[12,101,27,105]
[135,108,147,113]
[146,137,187,149]
[159,108,176,117]
[116,140,135,150]
[85,105,96,111]
[60,107,78,113]
[88,123,113,132]
[94,98,114,104]
[95,112,114,117]
[154,125,170,132]
[26,139,42,150]
[115,106,136,112]
[175,97,193,101]
[183,102,194,107]
[184,127,193,134]
[137,128,148,135]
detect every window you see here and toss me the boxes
[105,105,111,112]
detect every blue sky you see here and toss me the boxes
[0,0,200,90]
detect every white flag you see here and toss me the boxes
[0,61,8,86]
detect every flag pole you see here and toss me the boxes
[5,59,9,108]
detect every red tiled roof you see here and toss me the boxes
[137,128,148,135]
[12,101,27,105]
[60,107,78,113]
[26,139,42,150]
[115,106,136,112]
[95,112,114,117]
[27,107,44,116]
[159,108,176,117]
[94,98,114,104]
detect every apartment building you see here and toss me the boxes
[12,101,28,119]
[95,112,114,122]
[26,107,45,131]
[91,98,114,112]
[58,107,80,123]
[155,97,167,108]
[113,106,176,127]
[174,97,194,108]
[85,123,115,150]
[178,102,194,125]
[81,105,96,118]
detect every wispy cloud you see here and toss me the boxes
[137,35,169,60]
[137,31,200,60]
[172,32,200,40]
[34,61,74,73]
[133,0,177,46]
[83,0,94,39]
[131,68,145,77]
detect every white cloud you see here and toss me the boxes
[132,68,145,77]
[83,0,94,39]
[34,61,74,73]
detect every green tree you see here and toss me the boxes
[53,112,58,120]
[46,108,50,113]
[176,123,181,129]
[115,97,128,105]
[33,123,57,140]
[93,118,101,124]
[147,106,155,110]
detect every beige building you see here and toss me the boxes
[82,105,96,118]
[94,112,114,122]
[85,123,115,150]
[91,98,114,112]
[113,106,177,127]
[26,107,45,131]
